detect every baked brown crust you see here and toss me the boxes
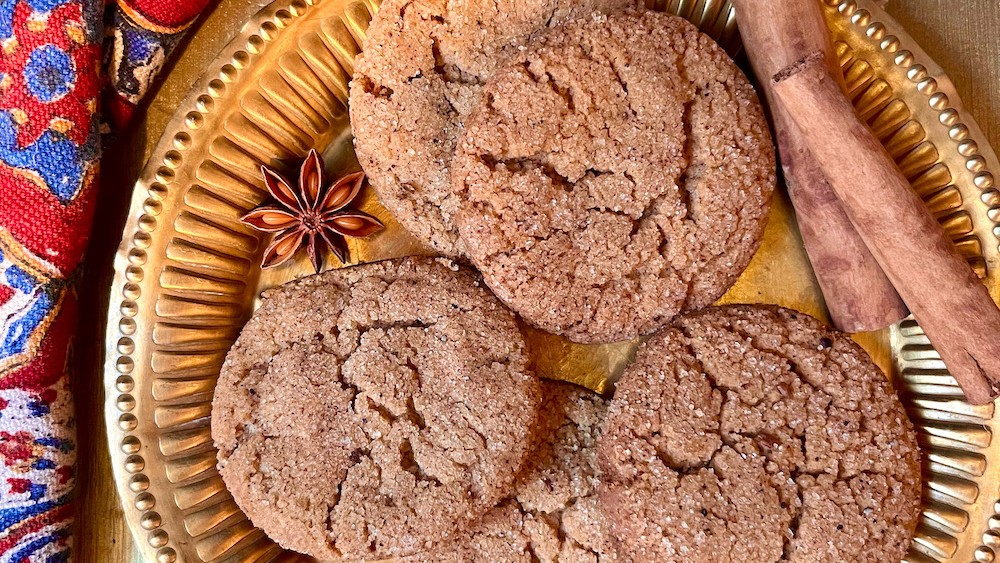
[452,11,775,343]
[597,305,921,562]
[349,0,638,256]
[211,258,540,559]
[407,382,618,563]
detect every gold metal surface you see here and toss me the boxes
[102,0,1000,561]
[823,5,1000,562]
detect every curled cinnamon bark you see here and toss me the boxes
[774,54,1000,404]
[733,0,907,332]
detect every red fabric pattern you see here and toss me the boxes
[119,0,208,30]
[0,0,212,559]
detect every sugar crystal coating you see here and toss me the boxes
[350,0,639,256]
[597,305,922,562]
[406,382,617,562]
[452,12,775,343]
[212,258,540,559]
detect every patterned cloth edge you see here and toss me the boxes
[0,0,210,559]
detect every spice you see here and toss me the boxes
[732,0,907,331]
[242,149,383,272]
[774,53,1000,404]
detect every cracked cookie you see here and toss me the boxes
[597,305,921,562]
[407,382,618,562]
[211,258,541,560]
[452,11,775,343]
[349,0,638,257]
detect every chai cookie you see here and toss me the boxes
[349,0,638,256]
[452,11,775,343]
[211,258,541,560]
[597,305,921,562]
[407,382,618,562]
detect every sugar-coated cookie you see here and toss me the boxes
[453,12,775,343]
[597,305,921,562]
[212,258,540,559]
[350,0,639,256]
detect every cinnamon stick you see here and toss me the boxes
[773,54,1000,404]
[733,0,907,332]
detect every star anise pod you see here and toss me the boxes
[241,149,384,272]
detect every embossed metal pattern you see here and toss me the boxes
[820,2,1000,562]
[103,0,1000,561]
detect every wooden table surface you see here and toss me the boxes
[73,0,1000,560]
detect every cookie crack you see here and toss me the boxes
[478,154,623,200]
[365,395,397,424]
[396,0,416,19]
[479,153,576,190]
[602,307,919,562]
[781,491,804,560]
[679,320,832,448]
[723,355,859,480]
[676,77,774,293]
[466,69,741,329]
[674,324,757,404]
[404,359,427,430]
[520,61,575,112]
[399,438,444,487]
[672,324,811,561]
[353,318,433,337]
[356,75,395,100]
[719,320,827,400]
[673,318,909,560]
[543,0,557,28]
[351,336,453,488]
[427,28,485,87]
[612,59,629,97]
[473,155,667,302]
[677,93,698,223]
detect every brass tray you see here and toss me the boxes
[103,0,1000,561]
